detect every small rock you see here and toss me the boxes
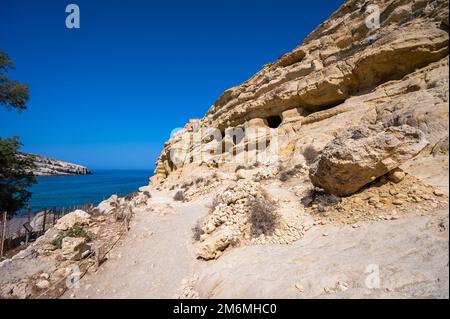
[40,273,50,280]
[36,280,50,290]
[337,281,349,291]
[387,168,405,183]
[295,283,304,292]
[389,189,399,196]
[392,199,403,206]
[323,287,333,294]
[95,215,107,222]
[434,189,445,197]
[395,193,408,200]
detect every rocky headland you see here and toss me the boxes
[20,153,92,176]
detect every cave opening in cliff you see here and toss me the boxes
[266,115,282,128]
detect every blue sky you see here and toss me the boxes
[0,0,343,169]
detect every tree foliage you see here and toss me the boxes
[0,52,35,215]
[0,137,36,214]
[0,52,29,112]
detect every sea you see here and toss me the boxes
[23,169,152,215]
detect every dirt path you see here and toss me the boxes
[64,191,208,299]
[63,188,448,299]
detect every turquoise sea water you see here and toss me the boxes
[24,169,152,214]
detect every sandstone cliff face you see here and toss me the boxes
[21,153,92,176]
[151,0,448,188]
[147,0,448,261]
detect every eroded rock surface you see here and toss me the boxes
[150,0,448,186]
[309,124,428,196]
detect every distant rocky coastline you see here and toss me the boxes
[20,153,92,176]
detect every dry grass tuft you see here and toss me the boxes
[173,190,185,202]
[303,145,319,165]
[248,196,279,238]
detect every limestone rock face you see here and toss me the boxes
[150,0,448,187]
[309,124,428,196]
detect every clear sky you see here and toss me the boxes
[0,0,343,169]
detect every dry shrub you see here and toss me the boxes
[195,177,204,185]
[173,190,185,202]
[192,219,205,241]
[114,205,132,221]
[303,145,319,165]
[279,168,297,182]
[248,197,279,238]
[125,192,138,201]
[181,181,194,189]
[301,187,341,209]
[143,190,152,198]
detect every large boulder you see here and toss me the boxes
[309,124,428,196]
[55,210,90,231]
[94,195,119,215]
[61,237,90,260]
[30,211,46,230]
[197,227,234,260]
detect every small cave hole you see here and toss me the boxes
[265,115,282,129]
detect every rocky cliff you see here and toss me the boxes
[151,0,448,189]
[143,0,449,293]
[21,153,92,176]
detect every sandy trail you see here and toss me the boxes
[65,190,207,299]
[64,183,449,299]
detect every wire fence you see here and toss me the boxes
[0,190,139,259]
[0,203,92,258]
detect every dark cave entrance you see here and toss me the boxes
[266,115,282,128]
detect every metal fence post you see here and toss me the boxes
[95,245,102,268]
[42,209,47,234]
[27,207,32,244]
[0,211,7,258]
[52,207,57,225]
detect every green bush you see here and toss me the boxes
[51,224,95,249]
